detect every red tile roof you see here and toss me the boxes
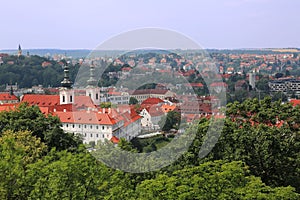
[22,94,60,106]
[74,96,96,109]
[290,99,300,106]
[110,136,120,144]
[0,93,18,101]
[141,98,164,105]
[142,105,165,117]
[186,83,204,87]
[161,104,176,113]
[210,82,228,87]
[0,104,18,112]
[53,111,118,125]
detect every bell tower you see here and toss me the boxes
[86,62,100,105]
[60,62,75,105]
[18,44,22,57]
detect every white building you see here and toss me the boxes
[139,106,164,130]
[55,108,141,144]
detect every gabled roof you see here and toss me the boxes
[0,93,18,101]
[74,96,96,109]
[141,105,164,117]
[141,97,164,105]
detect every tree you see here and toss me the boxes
[0,103,82,151]
[198,97,300,191]
[135,161,299,199]
[129,97,138,105]
[0,130,47,199]
[159,111,181,132]
[100,102,112,108]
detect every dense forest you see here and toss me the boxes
[0,98,300,199]
[0,55,79,90]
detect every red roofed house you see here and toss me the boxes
[18,64,142,144]
[141,97,164,106]
[139,105,165,130]
[0,93,19,104]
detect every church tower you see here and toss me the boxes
[60,62,75,105]
[86,62,101,105]
[18,44,22,57]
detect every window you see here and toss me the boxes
[102,126,105,130]
[96,126,98,129]
[84,133,86,137]
[96,93,99,100]
[90,133,92,137]
[79,125,81,128]
[62,95,65,102]
[70,95,73,102]
[96,134,98,138]
[84,125,87,129]
[72,124,75,128]
[90,125,92,129]
[66,124,68,127]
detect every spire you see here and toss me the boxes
[61,61,73,88]
[18,44,22,57]
[10,86,13,95]
[87,61,97,87]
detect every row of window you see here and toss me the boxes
[83,133,110,138]
[64,123,109,130]
[62,95,73,103]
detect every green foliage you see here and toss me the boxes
[185,97,300,192]
[159,111,181,131]
[135,161,299,200]
[0,103,82,151]
[129,97,138,105]
[131,135,171,153]
[100,102,112,108]
[0,96,299,198]
[0,130,47,199]
[0,55,79,88]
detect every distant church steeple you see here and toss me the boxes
[86,62,101,105]
[61,62,73,88]
[60,61,74,105]
[18,44,22,57]
[87,61,97,87]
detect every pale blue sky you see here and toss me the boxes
[1,0,299,49]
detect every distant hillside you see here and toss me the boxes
[0,55,79,90]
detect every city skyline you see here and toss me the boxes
[1,0,300,50]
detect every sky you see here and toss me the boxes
[1,0,300,49]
